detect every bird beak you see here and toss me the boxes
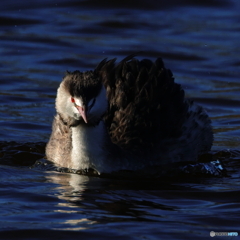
[76,106,88,123]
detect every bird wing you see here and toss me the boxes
[96,56,188,151]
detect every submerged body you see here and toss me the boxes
[46,56,213,174]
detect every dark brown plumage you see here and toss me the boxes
[63,70,102,105]
[95,56,189,151]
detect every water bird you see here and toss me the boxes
[46,55,213,174]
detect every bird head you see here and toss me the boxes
[56,70,108,126]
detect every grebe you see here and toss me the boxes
[46,56,213,174]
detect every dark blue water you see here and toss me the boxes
[0,0,240,239]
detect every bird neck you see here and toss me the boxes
[70,121,107,173]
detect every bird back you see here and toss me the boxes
[95,56,189,152]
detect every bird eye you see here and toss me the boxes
[88,98,96,109]
[71,97,75,103]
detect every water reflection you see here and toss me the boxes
[43,172,97,231]
[44,167,240,237]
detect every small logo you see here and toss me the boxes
[210,231,215,237]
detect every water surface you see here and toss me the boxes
[0,0,240,239]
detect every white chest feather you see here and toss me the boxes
[71,121,107,173]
